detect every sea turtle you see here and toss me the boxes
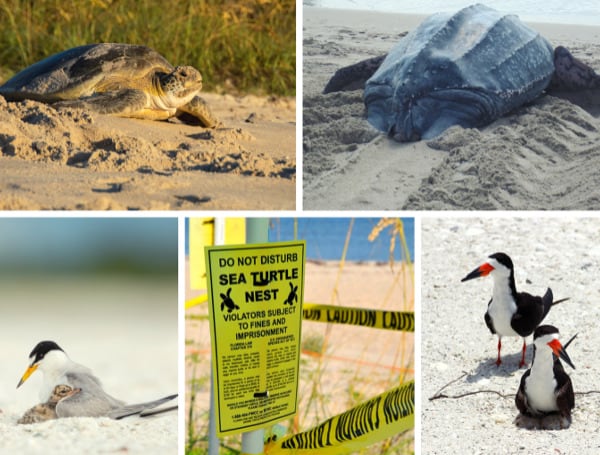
[323,4,600,142]
[0,43,219,127]
[283,282,298,305]
[220,288,239,313]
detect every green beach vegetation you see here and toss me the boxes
[0,0,295,95]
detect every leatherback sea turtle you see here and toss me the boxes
[324,4,600,142]
[0,43,219,127]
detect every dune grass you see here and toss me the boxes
[0,0,295,95]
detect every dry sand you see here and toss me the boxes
[0,277,178,454]
[421,217,600,454]
[0,93,295,210]
[186,259,414,453]
[303,7,600,210]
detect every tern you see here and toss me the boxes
[515,325,575,429]
[461,252,568,367]
[17,340,177,419]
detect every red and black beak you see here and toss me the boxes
[461,262,494,282]
[548,338,576,370]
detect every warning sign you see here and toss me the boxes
[205,240,306,436]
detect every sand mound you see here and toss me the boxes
[0,97,293,177]
[0,93,295,210]
[303,90,379,177]
[405,97,600,209]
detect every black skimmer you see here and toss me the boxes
[515,325,575,429]
[461,252,568,367]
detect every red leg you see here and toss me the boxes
[496,338,502,366]
[520,339,527,368]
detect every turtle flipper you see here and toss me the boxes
[176,95,221,128]
[550,46,600,91]
[53,88,173,119]
[323,54,387,94]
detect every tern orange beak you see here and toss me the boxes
[461,262,494,282]
[548,338,576,370]
[17,364,38,388]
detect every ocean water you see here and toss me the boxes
[269,218,415,262]
[185,218,415,262]
[305,0,600,26]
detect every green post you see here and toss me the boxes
[241,217,268,454]
[246,218,269,243]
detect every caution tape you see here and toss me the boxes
[185,299,414,332]
[302,304,414,332]
[185,294,208,309]
[265,380,414,455]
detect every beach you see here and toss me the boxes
[303,7,600,210]
[0,93,295,210]
[186,259,414,453]
[421,217,600,454]
[0,277,178,454]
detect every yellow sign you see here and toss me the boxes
[205,240,306,436]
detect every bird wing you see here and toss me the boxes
[540,288,554,319]
[554,360,575,418]
[108,393,178,419]
[55,369,125,417]
[484,299,496,334]
[511,291,547,337]
[515,369,532,415]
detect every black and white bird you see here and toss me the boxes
[461,252,568,367]
[515,325,575,429]
[17,340,177,419]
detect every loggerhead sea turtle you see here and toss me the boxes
[0,43,219,127]
[323,4,600,142]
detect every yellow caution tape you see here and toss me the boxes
[185,300,414,333]
[184,294,208,309]
[302,304,414,332]
[266,380,414,455]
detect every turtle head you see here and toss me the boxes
[158,65,203,106]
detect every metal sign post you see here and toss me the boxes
[242,218,268,455]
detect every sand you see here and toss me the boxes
[0,93,295,210]
[421,217,600,454]
[303,7,600,210]
[185,259,414,453]
[0,277,178,454]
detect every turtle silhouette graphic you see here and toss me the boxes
[220,288,239,313]
[284,282,298,305]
